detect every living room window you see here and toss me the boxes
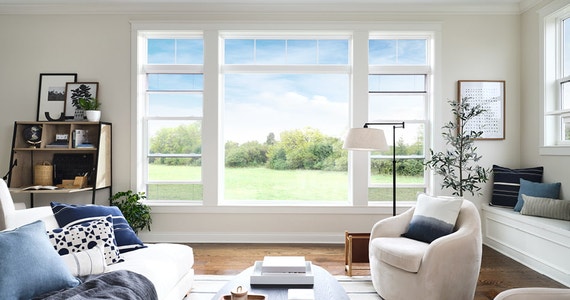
[367,37,429,202]
[541,2,570,155]
[140,34,204,200]
[134,24,438,206]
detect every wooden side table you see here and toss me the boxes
[344,231,370,276]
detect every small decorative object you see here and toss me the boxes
[110,190,152,233]
[36,73,77,121]
[33,161,53,186]
[64,82,99,120]
[424,98,491,197]
[77,97,102,122]
[23,125,42,148]
[230,286,248,300]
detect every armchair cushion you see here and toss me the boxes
[371,236,428,273]
[402,194,463,243]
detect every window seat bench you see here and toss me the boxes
[481,205,570,287]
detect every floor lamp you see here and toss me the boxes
[343,122,405,216]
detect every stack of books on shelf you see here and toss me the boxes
[250,256,314,286]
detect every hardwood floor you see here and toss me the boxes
[187,243,567,300]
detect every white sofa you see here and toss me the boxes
[0,180,195,300]
[494,288,570,300]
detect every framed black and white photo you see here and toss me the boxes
[64,82,99,120]
[36,73,78,121]
[458,80,506,140]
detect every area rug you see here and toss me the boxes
[186,275,380,300]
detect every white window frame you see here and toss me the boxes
[540,0,570,155]
[131,22,441,210]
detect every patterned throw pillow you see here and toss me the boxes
[520,195,570,221]
[402,194,463,243]
[51,202,145,253]
[490,165,543,207]
[47,215,123,265]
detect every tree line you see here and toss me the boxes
[149,124,424,176]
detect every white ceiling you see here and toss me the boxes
[0,0,542,14]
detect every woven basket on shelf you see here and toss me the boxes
[34,161,53,186]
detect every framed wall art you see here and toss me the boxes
[458,80,506,140]
[64,82,99,120]
[36,73,78,121]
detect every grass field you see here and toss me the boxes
[148,164,424,201]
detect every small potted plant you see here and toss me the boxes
[77,97,101,122]
[110,190,152,234]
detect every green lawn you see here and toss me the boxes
[147,164,423,201]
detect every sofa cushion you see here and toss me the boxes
[402,194,463,243]
[514,179,561,212]
[520,195,570,221]
[60,243,107,276]
[47,215,123,265]
[490,165,543,207]
[106,243,195,299]
[371,236,429,273]
[51,202,145,253]
[0,220,80,299]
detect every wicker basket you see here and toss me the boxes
[34,161,53,186]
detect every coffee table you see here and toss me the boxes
[213,264,349,300]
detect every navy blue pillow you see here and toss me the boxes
[51,202,145,253]
[490,165,543,208]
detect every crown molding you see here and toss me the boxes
[0,2,530,15]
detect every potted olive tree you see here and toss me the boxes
[77,97,101,122]
[110,190,152,233]
[424,98,491,197]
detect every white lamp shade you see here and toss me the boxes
[343,128,389,151]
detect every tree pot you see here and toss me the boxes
[85,110,101,122]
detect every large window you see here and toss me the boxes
[542,3,570,154]
[135,26,435,205]
[368,37,429,201]
[141,35,204,200]
[222,36,350,202]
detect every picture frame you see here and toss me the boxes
[36,73,78,121]
[458,80,506,140]
[64,82,99,120]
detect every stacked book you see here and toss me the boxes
[250,256,314,286]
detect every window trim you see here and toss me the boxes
[539,0,570,156]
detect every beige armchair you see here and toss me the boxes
[369,199,482,300]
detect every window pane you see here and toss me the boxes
[147,39,203,64]
[148,74,203,91]
[148,158,201,181]
[562,19,570,77]
[562,81,570,110]
[147,183,202,200]
[148,93,202,117]
[148,120,202,155]
[368,187,425,202]
[224,39,349,65]
[224,73,349,201]
[369,39,427,65]
[369,94,426,120]
[369,75,426,92]
[288,40,317,64]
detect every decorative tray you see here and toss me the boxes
[220,295,266,300]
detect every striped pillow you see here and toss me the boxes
[520,195,570,221]
[490,165,543,207]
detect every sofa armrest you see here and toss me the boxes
[370,206,415,239]
[5,206,58,230]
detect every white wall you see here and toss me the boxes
[0,8,523,243]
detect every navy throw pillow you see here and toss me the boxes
[490,165,543,207]
[51,202,146,253]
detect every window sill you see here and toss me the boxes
[539,146,570,156]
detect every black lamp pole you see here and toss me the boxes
[363,122,405,216]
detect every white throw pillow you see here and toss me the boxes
[402,194,463,243]
[60,243,107,276]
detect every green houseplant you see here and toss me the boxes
[424,98,491,197]
[77,97,101,122]
[110,190,152,233]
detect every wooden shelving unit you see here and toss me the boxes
[6,121,112,206]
